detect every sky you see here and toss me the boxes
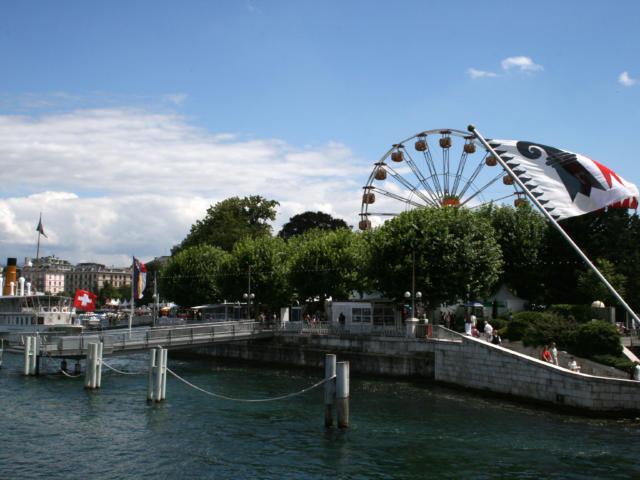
[1,0,639,267]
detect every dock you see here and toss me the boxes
[5,320,273,358]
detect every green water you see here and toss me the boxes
[0,352,638,479]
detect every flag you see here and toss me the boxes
[36,214,47,238]
[133,257,147,300]
[488,139,639,220]
[73,289,97,312]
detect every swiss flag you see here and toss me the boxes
[73,289,98,312]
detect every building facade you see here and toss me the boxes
[19,256,73,295]
[65,262,132,294]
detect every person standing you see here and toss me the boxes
[550,342,559,366]
[490,329,502,345]
[632,361,640,380]
[483,320,493,340]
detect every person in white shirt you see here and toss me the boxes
[550,342,559,366]
[483,321,493,340]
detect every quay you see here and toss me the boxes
[4,320,640,416]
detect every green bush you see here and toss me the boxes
[591,354,635,372]
[570,321,622,358]
[547,304,591,323]
[521,312,577,348]
[490,317,508,331]
[502,312,544,341]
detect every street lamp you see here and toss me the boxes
[243,292,255,319]
[404,290,422,319]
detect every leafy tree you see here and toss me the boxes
[576,258,626,306]
[173,196,279,253]
[478,202,548,302]
[366,207,503,307]
[159,244,230,307]
[278,211,349,240]
[542,208,638,308]
[219,235,291,312]
[97,282,121,307]
[287,228,369,303]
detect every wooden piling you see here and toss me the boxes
[336,361,350,428]
[324,354,336,427]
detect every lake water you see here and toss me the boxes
[1,351,639,479]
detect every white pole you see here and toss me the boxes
[154,347,163,402]
[147,348,157,402]
[324,354,336,427]
[160,348,167,401]
[84,343,93,388]
[336,361,350,428]
[24,336,32,376]
[468,125,640,328]
[96,343,103,389]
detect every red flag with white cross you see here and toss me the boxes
[73,289,98,312]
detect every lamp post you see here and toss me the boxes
[243,292,255,319]
[404,290,422,319]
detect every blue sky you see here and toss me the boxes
[1,1,639,266]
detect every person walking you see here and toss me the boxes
[550,342,559,366]
[483,320,493,340]
[541,345,552,363]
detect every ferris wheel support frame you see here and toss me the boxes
[468,124,640,328]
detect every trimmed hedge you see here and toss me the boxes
[547,304,592,323]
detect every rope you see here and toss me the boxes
[59,368,82,378]
[101,360,145,375]
[166,367,335,403]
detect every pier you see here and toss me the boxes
[5,320,273,358]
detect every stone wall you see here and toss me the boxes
[435,333,640,415]
[192,333,436,378]
[191,330,640,415]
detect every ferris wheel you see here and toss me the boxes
[358,128,527,230]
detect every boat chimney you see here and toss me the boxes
[19,277,25,296]
[10,281,15,296]
[0,275,3,297]
[27,282,32,295]
[3,258,17,296]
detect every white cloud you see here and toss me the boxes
[466,68,498,79]
[501,56,543,72]
[619,71,636,86]
[0,108,366,265]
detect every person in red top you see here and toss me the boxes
[541,345,552,363]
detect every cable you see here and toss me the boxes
[166,367,334,403]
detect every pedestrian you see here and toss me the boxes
[483,320,493,340]
[338,312,345,325]
[490,329,502,345]
[550,342,559,366]
[541,345,552,363]
[632,361,640,380]
[471,325,480,338]
[464,314,472,335]
[568,356,581,372]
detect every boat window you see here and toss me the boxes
[37,317,44,325]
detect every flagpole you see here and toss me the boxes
[35,230,41,294]
[468,124,640,328]
[130,257,134,335]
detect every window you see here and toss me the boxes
[351,307,371,323]
[373,303,396,326]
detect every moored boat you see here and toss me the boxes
[0,294,83,335]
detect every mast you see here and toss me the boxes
[468,124,640,328]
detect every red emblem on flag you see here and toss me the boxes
[73,289,97,312]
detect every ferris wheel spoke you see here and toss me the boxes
[385,165,439,206]
[457,156,490,199]
[451,151,469,195]
[369,187,428,209]
[400,148,441,205]
[459,173,503,207]
[442,146,450,194]
[472,192,518,209]
[422,149,444,198]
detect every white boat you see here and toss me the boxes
[0,294,83,335]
